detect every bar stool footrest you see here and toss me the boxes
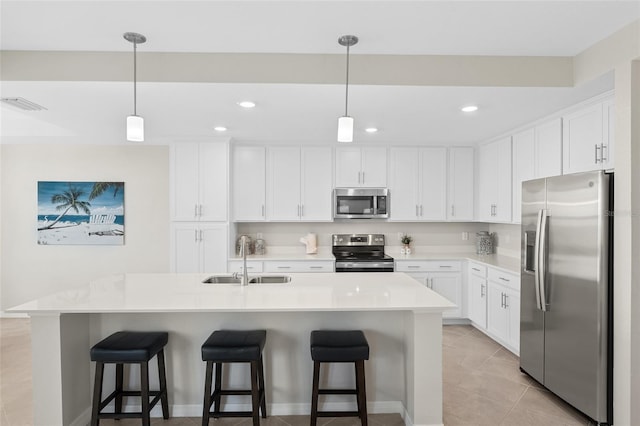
[317,411,361,417]
[211,411,262,418]
[318,388,357,395]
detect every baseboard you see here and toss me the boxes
[95,400,405,418]
[443,318,471,325]
[69,407,91,426]
[401,407,444,426]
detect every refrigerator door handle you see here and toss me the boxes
[539,209,549,311]
[534,210,544,310]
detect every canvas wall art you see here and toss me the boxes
[37,181,125,245]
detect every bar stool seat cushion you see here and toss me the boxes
[90,331,169,363]
[310,330,369,362]
[202,330,267,362]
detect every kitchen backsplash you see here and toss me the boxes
[489,223,522,257]
[237,222,489,249]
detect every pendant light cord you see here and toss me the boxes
[133,41,137,116]
[344,43,350,117]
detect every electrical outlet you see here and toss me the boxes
[257,232,263,239]
[462,232,469,241]
[398,232,404,241]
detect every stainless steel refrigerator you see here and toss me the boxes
[520,170,613,425]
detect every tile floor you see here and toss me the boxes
[0,319,594,425]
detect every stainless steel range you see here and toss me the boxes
[332,234,394,272]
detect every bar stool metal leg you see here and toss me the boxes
[141,360,151,426]
[202,361,214,426]
[356,360,368,426]
[157,349,170,419]
[250,361,260,426]
[91,362,104,426]
[213,362,222,416]
[115,363,124,417]
[258,356,267,418]
[310,361,321,426]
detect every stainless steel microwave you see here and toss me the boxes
[333,188,389,219]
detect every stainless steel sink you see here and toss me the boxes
[249,275,292,284]
[202,275,291,284]
[202,276,242,284]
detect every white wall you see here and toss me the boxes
[0,144,170,310]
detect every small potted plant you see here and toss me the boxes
[401,234,413,250]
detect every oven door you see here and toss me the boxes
[335,261,395,272]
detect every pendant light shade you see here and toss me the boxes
[127,115,144,142]
[337,116,354,143]
[337,35,358,143]
[124,32,146,142]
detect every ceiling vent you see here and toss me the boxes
[1,97,47,111]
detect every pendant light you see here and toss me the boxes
[124,32,146,142]
[337,35,358,143]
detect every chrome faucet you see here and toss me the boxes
[239,235,249,286]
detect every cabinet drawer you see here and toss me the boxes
[488,268,519,291]
[227,261,264,273]
[396,260,461,272]
[264,261,334,273]
[468,261,487,277]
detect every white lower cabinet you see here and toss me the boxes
[486,268,520,354]
[467,262,488,329]
[228,260,334,273]
[171,223,228,273]
[263,260,334,273]
[396,260,463,319]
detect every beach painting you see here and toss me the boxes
[37,181,125,245]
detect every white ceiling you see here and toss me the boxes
[1,1,638,145]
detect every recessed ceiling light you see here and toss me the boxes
[214,126,227,132]
[238,101,256,108]
[461,105,479,113]
[365,127,378,133]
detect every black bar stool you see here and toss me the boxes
[201,329,267,426]
[90,331,169,426]
[310,330,369,426]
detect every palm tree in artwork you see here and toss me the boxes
[89,182,124,200]
[37,186,91,230]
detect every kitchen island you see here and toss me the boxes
[9,272,455,426]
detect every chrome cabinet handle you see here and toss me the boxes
[261,205,265,217]
[309,266,324,269]
[199,205,203,216]
[195,229,198,242]
[481,283,485,297]
[601,143,608,162]
[277,266,291,269]
[420,205,423,216]
[301,204,304,217]
[358,171,361,184]
[362,171,365,184]
[439,265,452,269]
[504,294,509,308]
[407,265,421,269]
[451,205,455,217]
[472,267,481,272]
[501,293,505,308]
[499,277,510,282]
[195,204,199,218]
[595,144,601,163]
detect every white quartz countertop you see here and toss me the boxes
[391,250,521,275]
[8,272,456,314]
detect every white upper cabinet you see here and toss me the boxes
[448,147,474,221]
[389,147,446,221]
[478,137,512,222]
[512,119,562,223]
[335,147,387,187]
[171,222,228,273]
[171,142,228,222]
[267,146,333,221]
[233,146,266,221]
[300,147,333,221]
[562,98,614,174]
